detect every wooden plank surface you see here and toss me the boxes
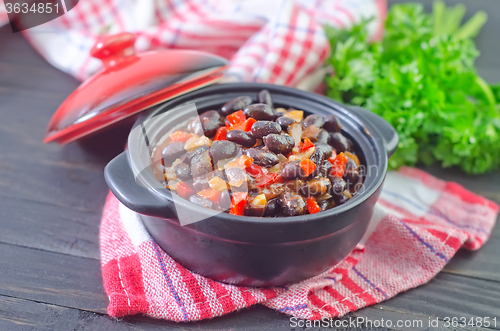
[1,0,500,329]
[2,241,499,330]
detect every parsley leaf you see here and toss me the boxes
[325,2,499,174]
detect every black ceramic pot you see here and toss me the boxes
[104,83,398,287]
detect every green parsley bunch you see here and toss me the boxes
[325,1,500,174]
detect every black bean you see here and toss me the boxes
[319,159,332,177]
[243,103,274,120]
[310,148,325,177]
[299,178,330,197]
[329,177,346,196]
[316,129,330,144]
[221,96,252,116]
[234,145,245,159]
[258,89,273,107]
[219,190,231,210]
[263,134,294,155]
[348,169,364,194]
[187,118,204,136]
[209,140,237,163]
[245,148,279,168]
[310,144,332,168]
[179,152,190,164]
[344,159,360,187]
[190,151,212,178]
[310,143,333,175]
[192,175,211,191]
[278,191,306,216]
[317,144,333,159]
[345,169,360,191]
[226,130,256,148]
[162,141,186,163]
[199,110,221,136]
[333,193,349,206]
[188,146,210,161]
[345,158,357,171]
[191,162,213,179]
[190,148,209,163]
[189,194,214,209]
[329,132,352,153]
[323,115,342,132]
[317,200,330,211]
[273,111,286,121]
[276,116,296,131]
[303,114,325,128]
[174,163,191,181]
[281,161,306,180]
[264,198,280,217]
[251,121,282,139]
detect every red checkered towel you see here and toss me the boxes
[0,0,385,88]
[100,167,498,321]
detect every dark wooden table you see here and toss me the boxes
[1,1,499,330]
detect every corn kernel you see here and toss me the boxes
[284,110,303,122]
[184,135,212,151]
[209,176,228,191]
[250,194,267,207]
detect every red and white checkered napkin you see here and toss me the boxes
[100,167,498,321]
[0,0,384,86]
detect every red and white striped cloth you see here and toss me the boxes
[100,167,498,321]
[0,0,385,86]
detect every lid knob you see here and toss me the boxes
[91,32,136,67]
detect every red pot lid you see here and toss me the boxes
[44,32,228,144]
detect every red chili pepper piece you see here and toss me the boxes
[245,164,267,177]
[214,127,228,141]
[300,159,316,177]
[274,174,285,184]
[230,192,248,215]
[255,173,279,187]
[197,189,220,204]
[169,131,192,143]
[225,121,231,129]
[330,152,349,178]
[229,118,256,132]
[227,110,246,124]
[306,197,321,214]
[227,155,254,169]
[177,182,195,199]
[300,138,314,152]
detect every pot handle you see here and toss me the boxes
[91,32,136,68]
[348,106,398,158]
[104,151,177,219]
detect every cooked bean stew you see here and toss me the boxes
[159,90,364,217]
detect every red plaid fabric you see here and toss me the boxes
[0,0,385,86]
[100,167,498,321]
[0,3,7,27]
